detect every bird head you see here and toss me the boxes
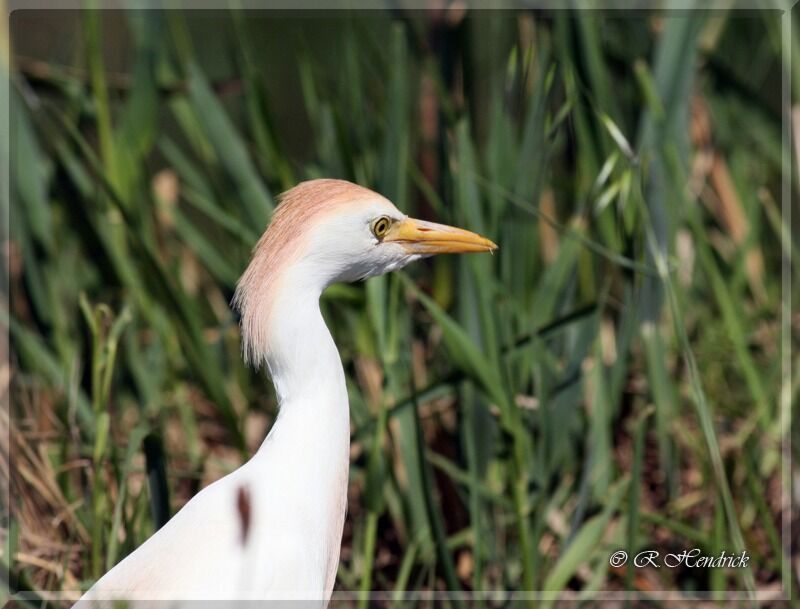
[233,179,497,366]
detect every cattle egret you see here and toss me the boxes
[76,179,497,607]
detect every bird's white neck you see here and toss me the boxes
[258,263,351,445]
[252,266,351,596]
[264,290,343,408]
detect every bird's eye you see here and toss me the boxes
[372,216,392,239]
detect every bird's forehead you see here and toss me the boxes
[275,179,401,227]
[333,197,401,220]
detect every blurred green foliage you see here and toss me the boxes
[4,7,795,604]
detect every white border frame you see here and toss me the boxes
[2,1,794,604]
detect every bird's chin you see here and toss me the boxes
[390,254,430,272]
[348,255,424,282]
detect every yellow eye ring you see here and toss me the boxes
[372,216,392,239]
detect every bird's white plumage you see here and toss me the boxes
[76,181,405,607]
[75,179,495,608]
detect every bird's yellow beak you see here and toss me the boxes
[383,218,498,254]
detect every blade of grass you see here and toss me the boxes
[542,476,628,596]
[624,405,654,592]
[106,424,149,570]
[643,201,757,595]
[185,62,274,226]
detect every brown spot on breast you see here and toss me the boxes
[236,485,252,546]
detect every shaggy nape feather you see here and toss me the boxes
[232,179,381,368]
